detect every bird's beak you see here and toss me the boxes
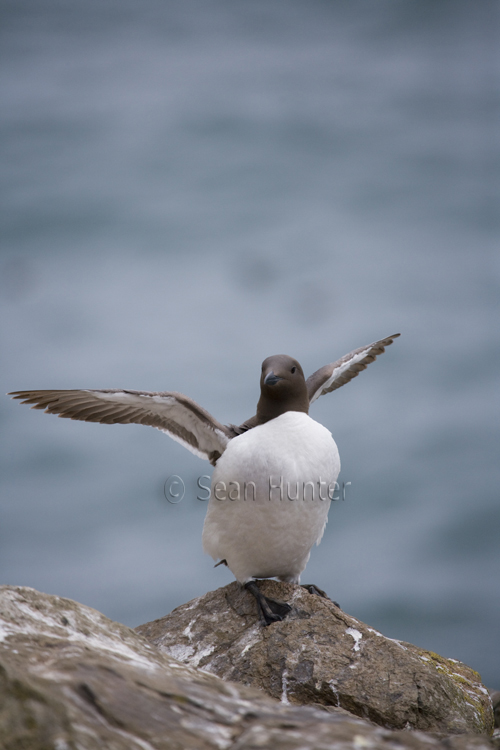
[264,371,283,386]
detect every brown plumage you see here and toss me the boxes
[9,334,400,462]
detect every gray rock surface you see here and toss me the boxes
[490,691,500,749]
[490,690,500,727]
[0,584,494,750]
[136,580,494,737]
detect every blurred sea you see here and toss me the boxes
[1,0,499,687]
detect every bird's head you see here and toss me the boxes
[256,354,309,422]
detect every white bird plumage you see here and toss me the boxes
[202,411,340,585]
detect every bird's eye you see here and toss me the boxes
[291,366,297,374]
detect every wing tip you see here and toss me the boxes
[8,391,35,405]
[370,332,401,353]
[375,332,400,346]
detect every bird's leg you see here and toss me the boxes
[244,581,292,626]
[301,584,340,608]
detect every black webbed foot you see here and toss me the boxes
[301,584,340,608]
[244,581,292,626]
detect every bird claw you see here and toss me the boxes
[301,583,328,598]
[301,584,340,608]
[244,581,292,626]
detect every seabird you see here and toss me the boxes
[9,333,400,625]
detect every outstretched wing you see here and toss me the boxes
[8,389,231,465]
[306,333,400,404]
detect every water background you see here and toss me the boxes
[1,0,499,688]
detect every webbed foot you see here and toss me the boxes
[244,581,292,626]
[301,584,340,608]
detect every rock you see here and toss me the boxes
[490,691,500,749]
[490,690,500,727]
[0,585,495,750]
[136,579,494,737]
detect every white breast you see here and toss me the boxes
[202,411,340,584]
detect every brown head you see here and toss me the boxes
[255,354,309,425]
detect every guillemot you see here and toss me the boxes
[9,333,399,625]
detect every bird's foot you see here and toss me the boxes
[301,584,340,608]
[244,581,292,626]
[301,583,328,598]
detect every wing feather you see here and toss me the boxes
[306,333,400,404]
[8,389,231,464]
